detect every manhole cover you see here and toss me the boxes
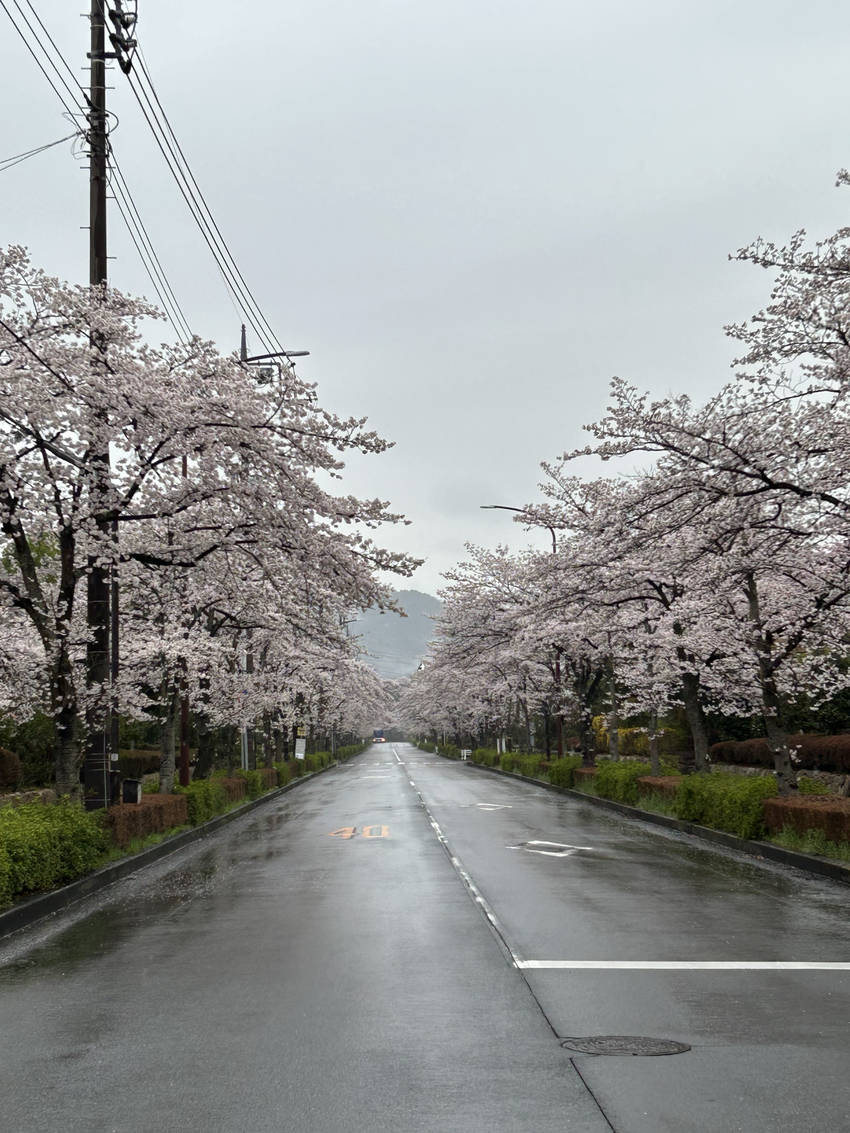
[561,1036,691,1056]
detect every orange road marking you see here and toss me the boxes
[362,825,390,839]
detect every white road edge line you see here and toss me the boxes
[518,960,850,970]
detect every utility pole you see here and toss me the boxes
[82,0,112,810]
[81,2,137,808]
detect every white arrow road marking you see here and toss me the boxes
[508,840,594,857]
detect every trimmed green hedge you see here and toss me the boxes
[676,773,778,840]
[547,756,584,788]
[500,753,544,776]
[0,803,109,905]
[593,760,653,805]
[175,779,229,825]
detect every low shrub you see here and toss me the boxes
[637,775,682,800]
[175,779,228,825]
[763,796,850,843]
[0,803,109,901]
[507,754,546,778]
[675,773,777,839]
[231,768,267,798]
[547,756,583,788]
[304,751,333,773]
[798,776,831,795]
[594,760,653,805]
[709,734,850,774]
[274,762,291,787]
[336,742,367,761]
[572,767,597,792]
[471,748,499,767]
[105,794,189,846]
[0,843,12,905]
[218,777,247,803]
[769,826,850,862]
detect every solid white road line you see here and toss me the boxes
[518,960,850,970]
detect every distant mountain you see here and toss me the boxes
[353,589,442,679]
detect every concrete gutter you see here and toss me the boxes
[0,764,334,942]
[459,758,850,887]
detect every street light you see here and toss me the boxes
[480,503,564,758]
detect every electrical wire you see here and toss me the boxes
[0,131,79,172]
[0,0,85,119]
[3,1,283,361]
[20,0,89,102]
[125,67,274,355]
[134,48,285,356]
[108,153,194,343]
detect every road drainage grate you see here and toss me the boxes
[561,1035,691,1056]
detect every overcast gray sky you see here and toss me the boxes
[3,1,849,595]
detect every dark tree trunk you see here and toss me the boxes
[679,670,710,774]
[52,647,83,798]
[648,711,660,776]
[159,682,179,793]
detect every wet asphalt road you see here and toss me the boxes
[1,743,848,1132]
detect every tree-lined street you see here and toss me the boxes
[2,744,848,1132]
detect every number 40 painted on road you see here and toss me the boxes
[328,826,389,839]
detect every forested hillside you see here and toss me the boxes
[354,590,442,678]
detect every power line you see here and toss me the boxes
[20,0,87,101]
[0,0,85,119]
[126,47,286,357]
[134,48,286,356]
[108,153,194,342]
[0,131,79,172]
[3,2,284,362]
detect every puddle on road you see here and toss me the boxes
[508,840,594,858]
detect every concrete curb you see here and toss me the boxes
[454,757,850,887]
[0,764,336,941]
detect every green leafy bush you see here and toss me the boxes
[770,825,850,862]
[274,762,291,787]
[593,760,653,805]
[237,769,265,798]
[336,742,368,761]
[513,755,546,777]
[0,803,109,903]
[0,712,53,788]
[0,843,12,906]
[176,779,228,824]
[547,756,583,788]
[675,773,777,839]
[471,748,499,767]
[304,751,333,773]
[798,776,830,795]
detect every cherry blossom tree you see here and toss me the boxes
[0,246,418,795]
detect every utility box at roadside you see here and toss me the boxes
[122,778,142,805]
